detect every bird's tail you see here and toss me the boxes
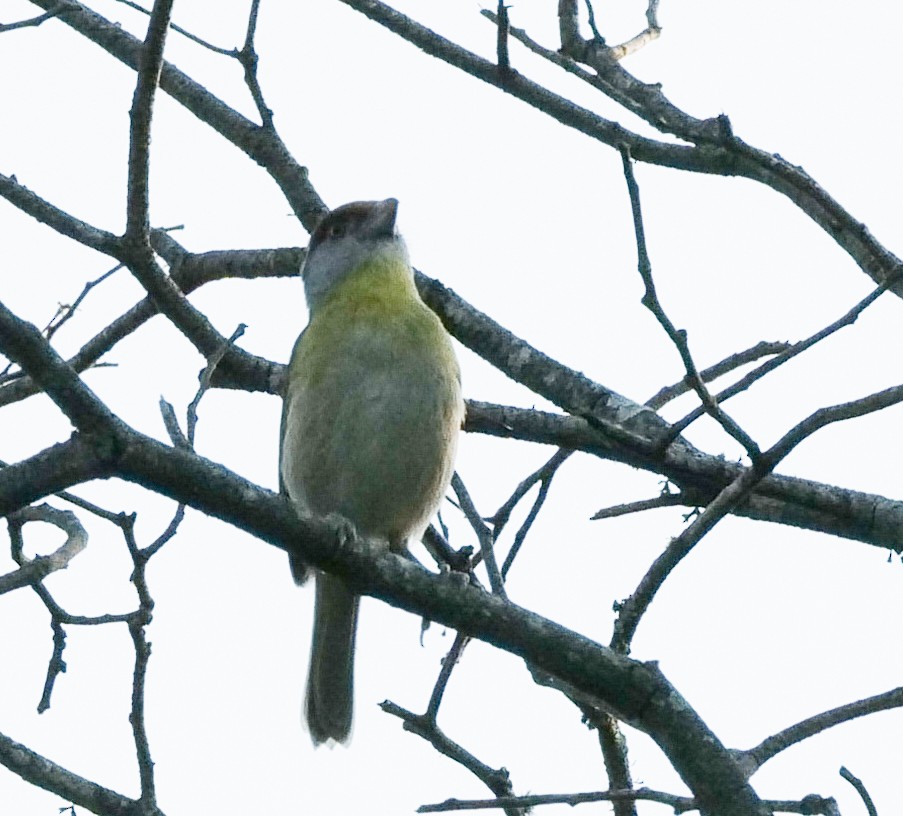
[305,572,359,745]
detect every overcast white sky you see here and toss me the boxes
[2,1,903,814]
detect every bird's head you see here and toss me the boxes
[301,198,409,312]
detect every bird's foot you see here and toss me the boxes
[323,512,358,549]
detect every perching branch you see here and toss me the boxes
[0,296,768,816]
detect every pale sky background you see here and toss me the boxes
[1,1,902,814]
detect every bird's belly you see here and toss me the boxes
[282,362,460,549]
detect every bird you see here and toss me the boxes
[280,198,464,745]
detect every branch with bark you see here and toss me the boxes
[2,2,901,815]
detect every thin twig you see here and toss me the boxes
[114,0,235,54]
[620,144,760,460]
[594,714,636,816]
[670,275,901,435]
[116,0,274,126]
[53,489,124,523]
[2,506,87,596]
[500,461,566,579]
[0,263,122,382]
[142,503,186,560]
[187,323,246,445]
[839,767,877,816]
[488,448,571,530]
[418,788,839,814]
[738,687,903,773]
[5,507,83,713]
[159,398,189,448]
[148,324,244,559]
[591,492,693,521]
[644,340,790,410]
[381,701,524,816]
[0,2,68,32]
[125,0,174,243]
[121,513,156,807]
[611,465,759,652]
[608,22,660,61]
[238,0,274,129]
[7,504,131,712]
[495,1,510,73]
[0,730,160,815]
[452,473,506,598]
[613,378,903,653]
[44,264,124,344]
[584,0,603,43]
[764,382,903,466]
[425,631,470,720]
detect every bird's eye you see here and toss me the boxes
[329,224,345,239]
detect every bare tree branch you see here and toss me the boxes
[620,145,760,459]
[594,713,635,816]
[114,515,156,806]
[1,505,87,595]
[382,700,524,816]
[495,0,510,74]
[0,242,294,410]
[0,2,68,32]
[125,0,173,243]
[0,730,158,816]
[418,788,838,814]
[500,454,568,579]
[738,687,903,774]
[839,767,877,816]
[0,298,768,815]
[488,449,572,531]
[591,491,695,521]
[4,6,900,812]
[336,0,903,306]
[237,0,274,129]
[670,275,900,434]
[114,0,234,56]
[645,341,791,410]
[612,375,903,652]
[27,0,326,230]
[0,172,120,255]
[465,400,903,554]
[452,473,505,598]
[10,5,901,564]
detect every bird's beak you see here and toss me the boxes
[367,198,399,239]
